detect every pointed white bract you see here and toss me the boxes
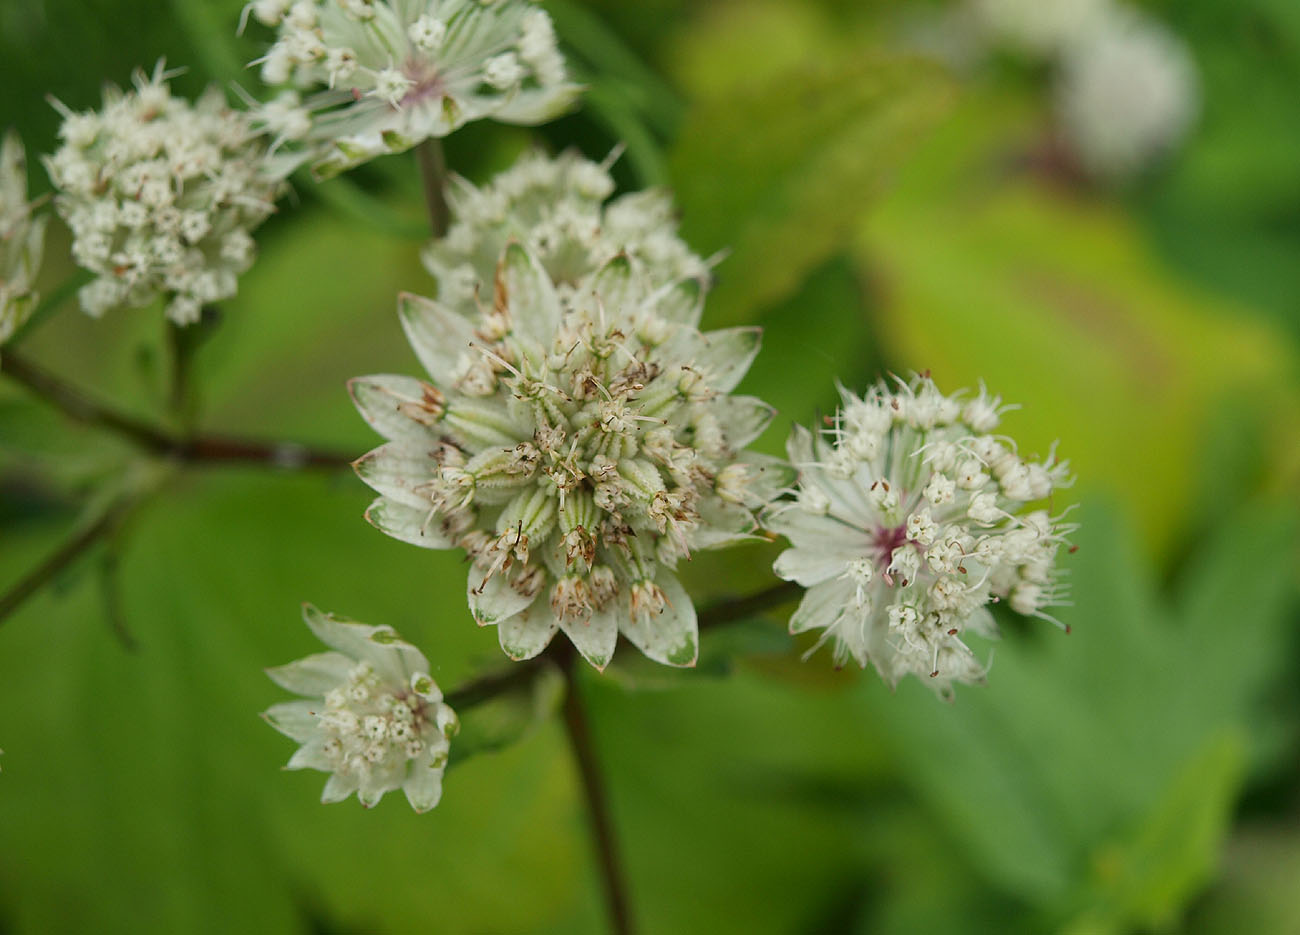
[1056,9,1198,179]
[423,149,712,313]
[264,604,458,813]
[0,131,48,347]
[769,375,1074,700]
[247,0,580,176]
[353,238,787,670]
[45,64,285,325]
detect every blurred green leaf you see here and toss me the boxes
[1064,730,1245,935]
[669,36,954,327]
[863,497,1298,929]
[548,0,684,137]
[857,92,1300,560]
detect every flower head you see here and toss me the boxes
[45,63,285,324]
[264,604,458,812]
[351,242,787,670]
[423,149,712,312]
[769,375,1074,699]
[1056,9,1198,179]
[1,130,49,346]
[248,0,580,176]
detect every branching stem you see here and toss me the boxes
[1,349,352,468]
[0,495,139,626]
[416,138,451,238]
[557,645,635,935]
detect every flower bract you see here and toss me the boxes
[264,604,458,812]
[1,130,48,347]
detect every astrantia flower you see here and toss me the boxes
[264,604,458,812]
[1,130,48,346]
[351,244,787,669]
[422,149,711,313]
[769,375,1074,699]
[247,0,580,176]
[44,63,285,325]
[1056,9,1197,179]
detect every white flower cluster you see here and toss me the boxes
[969,0,1197,179]
[247,0,580,176]
[1,131,48,346]
[264,604,458,812]
[769,376,1073,699]
[1056,9,1198,180]
[45,65,284,325]
[423,149,712,313]
[352,241,787,670]
[970,0,1111,56]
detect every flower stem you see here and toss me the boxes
[416,138,450,238]
[558,647,635,935]
[1,349,352,468]
[696,578,801,631]
[2,347,177,452]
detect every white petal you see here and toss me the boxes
[496,242,561,349]
[559,603,619,671]
[620,573,698,667]
[766,508,869,552]
[320,771,358,804]
[789,578,852,637]
[735,452,795,506]
[262,700,322,744]
[365,497,455,549]
[681,326,761,393]
[349,374,445,444]
[468,570,539,628]
[403,751,446,813]
[709,395,776,449]
[301,604,393,664]
[353,443,436,511]
[647,276,704,326]
[287,739,331,771]
[398,291,477,385]
[773,548,851,587]
[265,652,352,696]
[497,603,560,660]
[585,253,639,319]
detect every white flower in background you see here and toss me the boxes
[1056,9,1198,179]
[1,130,49,346]
[970,0,1113,58]
[247,0,580,176]
[264,604,458,812]
[769,375,1074,699]
[423,149,712,313]
[351,244,788,670]
[45,64,285,325]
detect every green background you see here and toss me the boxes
[2,0,1298,932]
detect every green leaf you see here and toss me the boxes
[863,498,1298,928]
[669,51,954,327]
[1064,730,1246,934]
